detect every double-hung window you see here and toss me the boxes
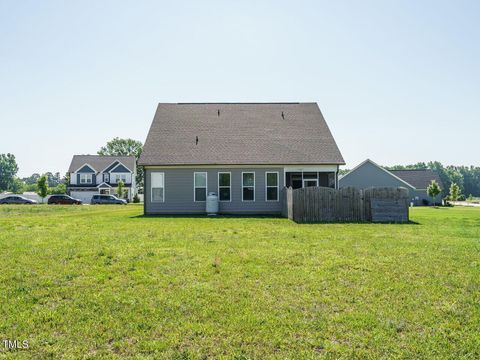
[194,172,207,202]
[115,174,127,183]
[151,172,165,202]
[80,173,92,184]
[242,172,255,201]
[266,172,279,201]
[218,172,231,201]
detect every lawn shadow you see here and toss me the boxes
[292,220,420,225]
[129,214,283,220]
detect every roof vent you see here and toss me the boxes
[196,136,198,145]
[217,109,220,116]
[281,111,285,119]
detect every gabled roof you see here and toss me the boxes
[342,159,443,190]
[68,155,136,173]
[390,169,443,190]
[341,159,415,189]
[138,103,345,166]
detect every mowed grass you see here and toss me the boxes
[0,205,479,359]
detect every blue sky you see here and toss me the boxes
[1,0,479,177]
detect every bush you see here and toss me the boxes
[458,194,466,201]
[133,193,140,203]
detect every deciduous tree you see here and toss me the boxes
[427,180,441,206]
[0,153,19,191]
[37,175,49,203]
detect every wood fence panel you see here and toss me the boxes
[283,186,409,223]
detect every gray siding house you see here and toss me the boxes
[139,103,345,215]
[67,155,137,203]
[339,159,443,205]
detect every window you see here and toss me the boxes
[114,174,127,183]
[194,172,207,202]
[242,172,255,201]
[151,172,164,202]
[266,172,279,201]
[218,172,231,201]
[80,173,92,184]
[104,173,110,182]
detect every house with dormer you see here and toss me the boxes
[67,155,136,203]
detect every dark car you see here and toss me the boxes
[91,194,127,205]
[0,195,37,204]
[48,194,82,205]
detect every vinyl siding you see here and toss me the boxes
[144,167,284,215]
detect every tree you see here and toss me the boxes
[116,180,124,199]
[427,180,441,206]
[48,183,66,195]
[0,153,19,191]
[449,182,460,201]
[9,177,25,194]
[98,137,144,187]
[37,175,49,203]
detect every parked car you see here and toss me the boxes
[48,194,82,205]
[91,194,127,205]
[0,195,37,204]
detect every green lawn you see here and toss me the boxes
[0,205,479,359]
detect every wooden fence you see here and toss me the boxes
[282,186,409,223]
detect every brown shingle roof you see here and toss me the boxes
[138,103,345,166]
[68,155,136,173]
[389,169,443,190]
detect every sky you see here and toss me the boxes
[1,0,479,177]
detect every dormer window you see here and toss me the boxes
[80,174,93,184]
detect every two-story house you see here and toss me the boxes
[67,155,137,203]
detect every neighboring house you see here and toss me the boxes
[138,102,345,215]
[339,159,443,205]
[67,155,136,203]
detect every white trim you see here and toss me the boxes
[284,165,338,172]
[79,173,93,184]
[265,171,279,202]
[96,182,112,188]
[112,173,128,184]
[109,161,133,174]
[74,163,96,173]
[241,171,255,202]
[194,172,207,202]
[150,172,165,203]
[218,172,231,202]
[144,164,342,170]
[340,159,415,189]
[303,178,318,187]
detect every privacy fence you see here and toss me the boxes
[282,186,409,223]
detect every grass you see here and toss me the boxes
[0,205,479,358]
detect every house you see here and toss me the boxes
[138,103,345,215]
[339,159,443,205]
[67,155,137,203]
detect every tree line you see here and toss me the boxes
[385,161,480,198]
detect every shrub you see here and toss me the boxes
[133,193,140,203]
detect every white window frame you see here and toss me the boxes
[218,172,231,202]
[265,171,279,202]
[303,178,318,188]
[151,172,165,203]
[104,173,110,183]
[194,172,207,202]
[80,173,93,184]
[114,173,127,183]
[241,172,255,202]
